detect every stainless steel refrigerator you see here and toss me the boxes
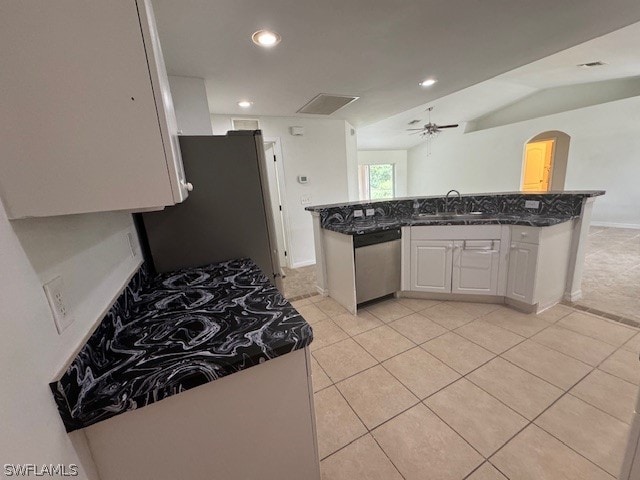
[139,131,282,291]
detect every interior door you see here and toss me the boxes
[410,240,453,293]
[523,140,554,191]
[452,240,500,295]
[506,242,539,304]
[263,141,288,268]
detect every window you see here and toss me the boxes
[358,164,395,200]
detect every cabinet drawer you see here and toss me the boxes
[510,226,540,245]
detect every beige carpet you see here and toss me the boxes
[575,226,640,324]
[282,265,317,300]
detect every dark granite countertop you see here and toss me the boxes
[324,213,577,235]
[50,258,313,432]
[307,191,603,235]
[305,190,605,212]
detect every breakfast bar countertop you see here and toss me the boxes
[306,191,604,235]
[50,258,313,432]
[321,213,577,235]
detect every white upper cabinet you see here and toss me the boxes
[0,0,189,219]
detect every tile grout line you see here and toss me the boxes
[311,298,635,477]
[487,329,637,478]
[316,302,525,476]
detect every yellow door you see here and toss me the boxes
[523,140,554,191]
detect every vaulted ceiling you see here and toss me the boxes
[152,0,640,129]
[357,21,640,149]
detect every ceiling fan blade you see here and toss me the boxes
[436,124,459,129]
[408,131,423,135]
[406,128,425,131]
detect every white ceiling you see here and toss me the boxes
[357,21,640,150]
[152,0,640,128]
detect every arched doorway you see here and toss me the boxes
[522,131,570,191]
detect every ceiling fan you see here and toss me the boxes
[407,107,459,137]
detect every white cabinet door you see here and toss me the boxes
[452,240,500,295]
[410,240,453,293]
[0,1,188,218]
[506,242,539,304]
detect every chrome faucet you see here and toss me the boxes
[444,189,461,213]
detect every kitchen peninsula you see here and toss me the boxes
[50,258,319,480]
[307,191,603,314]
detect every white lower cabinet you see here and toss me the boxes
[504,223,573,309]
[506,242,539,304]
[401,222,573,310]
[410,238,501,295]
[507,242,538,304]
[452,240,501,295]
[410,240,453,293]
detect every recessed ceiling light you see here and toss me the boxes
[419,78,437,87]
[238,100,252,108]
[252,30,281,48]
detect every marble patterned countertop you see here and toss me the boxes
[50,258,313,432]
[324,213,577,235]
[307,191,604,236]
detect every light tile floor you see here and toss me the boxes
[291,296,640,480]
[577,227,640,322]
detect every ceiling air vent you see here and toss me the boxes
[577,61,606,68]
[232,118,260,130]
[297,94,359,115]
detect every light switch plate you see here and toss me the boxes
[366,208,375,216]
[43,276,73,334]
[525,200,540,209]
[300,194,311,205]
[353,210,364,217]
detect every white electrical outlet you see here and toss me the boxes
[43,276,73,334]
[366,208,375,216]
[525,200,540,209]
[127,232,138,258]
[353,210,364,217]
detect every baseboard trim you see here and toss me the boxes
[289,260,316,269]
[590,221,640,230]
[564,290,582,302]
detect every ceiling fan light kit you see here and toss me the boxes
[406,106,459,154]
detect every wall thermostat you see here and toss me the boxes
[290,126,305,136]
[298,175,309,184]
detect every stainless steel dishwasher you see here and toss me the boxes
[354,228,402,304]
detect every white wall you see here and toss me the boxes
[358,150,408,198]
[0,202,141,478]
[211,115,353,267]
[471,77,640,132]
[408,96,640,227]
[345,122,359,201]
[168,76,213,135]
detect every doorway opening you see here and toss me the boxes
[521,131,570,191]
[263,138,290,270]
